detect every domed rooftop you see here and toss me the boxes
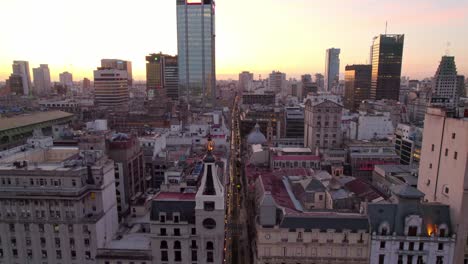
[247,123,267,145]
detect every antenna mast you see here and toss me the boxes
[385,21,388,35]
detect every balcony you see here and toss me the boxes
[397,249,428,255]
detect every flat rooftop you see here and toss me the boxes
[0,111,74,132]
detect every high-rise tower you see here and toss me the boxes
[32,64,51,96]
[370,34,404,101]
[12,60,32,96]
[324,48,340,92]
[431,56,459,109]
[177,0,216,107]
[146,53,179,101]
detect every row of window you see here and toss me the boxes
[6,223,90,234]
[379,254,444,264]
[1,248,91,260]
[0,177,77,187]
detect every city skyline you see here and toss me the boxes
[1,0,467,81]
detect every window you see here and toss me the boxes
[439,228,446,237]
[408,255,413,264]
[41,250,47,259]
[436,256,443,264]
[40,237,46,246]
[419,242,424,250]
[174,241,181,249]
[84,238,90,247]
[55,237,61,248]
[409,242,414,251]
[380,241,386,249]
[56,250,62,259]
[429,163,432,169]
[192,250,198,261]
[207,241,214,250]
[204,201,215,211]
[85,251,91,259]
[381,227,388,236]
[159,215,166,223]
[452,133,456,139]
[431,144,435,151]
[160,241,168,249]
[68,224,73,233]
[398,255,403,264]
[174,250,182,262]
[207,251,214,262]
[27,249,32,259]
[160,228,167,236]
[379,254,385,264]
[318,195,323,201]
[161,251,168,261]
[9,223,15,232]
[70,238,75,247]
[174,228,180,236]
[26,237,32,246]
[174,215,179,223]
[191,228,196,235]
[408,226,417,236]
[12,249,18,258]
[11,238,16,247]
[454,152,458,160]
[71,250,76,259]
[399,242,404,250]
[438,243,444,250]
[445,187,449,194]
[24,223,30,232]
[445,148,448,156]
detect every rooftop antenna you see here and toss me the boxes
[445,42,451,56]
[385,21,388,35]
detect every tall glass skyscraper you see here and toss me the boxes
[370,34,404,101]
[324,48,340,92]
[177,0,216,107]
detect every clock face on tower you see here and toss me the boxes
[203,218,216,229]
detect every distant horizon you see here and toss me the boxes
[1,0,467,82]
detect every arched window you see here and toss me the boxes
[160,240,168,249]
[206,241,214,250]
[174,240,181,249]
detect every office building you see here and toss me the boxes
[12,60,32,96]
[457,75,465,98]
[82,78,92,90]
[315,73,324,91]
[394,123,422,165]
[370,34,404,101]
[107,133,146,220]
[284,106,304,139]
[417,107,468,263]
[33,64,51,96]
[268,71,286,94]
[177,0,216,106]
[146,53,179,101]
[344,64,371,111]
[93,68,129,111]
[6,74,24,95]
[301,74,317,98]
[431,56,459,109]
[238,71,254,91]
[0,133,118,264]
[324,48,340,92]
[59,72,73,88]
[368,185,455,264]
[101,59,132,86]
[304,95,343,151]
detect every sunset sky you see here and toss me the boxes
[1,0,467,81]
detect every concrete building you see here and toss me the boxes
[346,140,400,180]
[268,71,286,94]
[59,71,73,88]
[324,48,340,92]
[238,71,254,91]
[304,96,343,151]
[457,75,465,98]
[12,60,32,96]
[101,59,132,86]
[431,56,459,110]
[0,133,119,264]
[370,34,404,101]
[82,78,92,91]
[150,139,225,264]
[417,107,468,263]
[349,112,395,140]
[32,64,51,96]
[108,133,146,220]
[241,92,276,105]
[146,53,178,101]
[6,74,24,96]
[284,106,304,139]
[372,164,418,197]
[94,68,129,111]
[394,123,422,165]
[344,65,371,111]
[177,0,216,107]
[315,73,324,91]
[368,185,455,264]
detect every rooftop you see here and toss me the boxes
[0,111,74,132]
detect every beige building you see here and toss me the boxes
[304,98,343,151]
[417,107,468,263]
